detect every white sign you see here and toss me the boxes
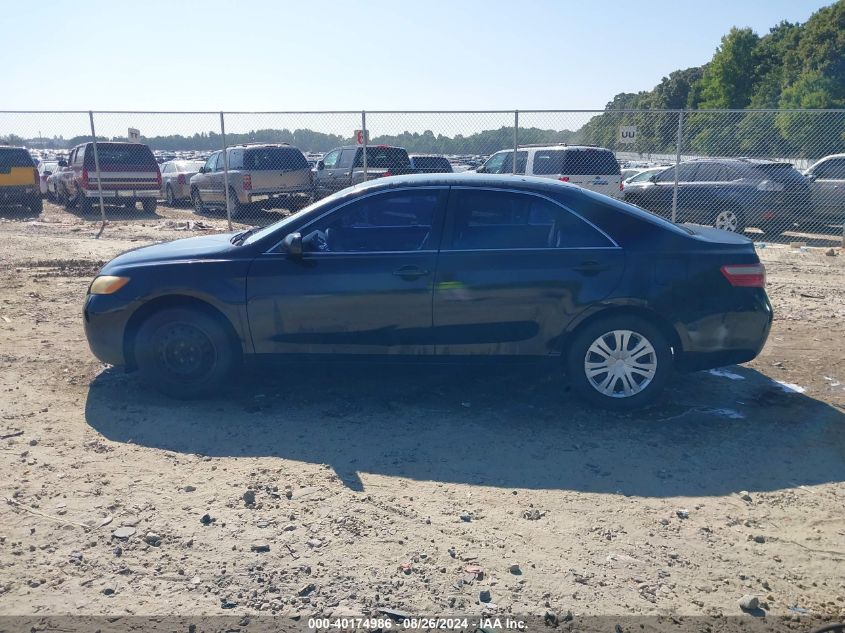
[618,125,637,144]
[128,128,140,143]
[354,129,369,145]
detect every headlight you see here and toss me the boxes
[88,275,130,295]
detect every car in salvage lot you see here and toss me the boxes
[313,145,415,198]
[83,173,772,410]
[58,142,161,213]
[190,143,313,216]
[622,158,812,234]
[160,159,205,205]
[803,153,845,225]
[0,145,41,213]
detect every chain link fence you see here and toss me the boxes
[1,109,843,244]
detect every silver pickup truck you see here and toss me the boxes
[313,145,415,199]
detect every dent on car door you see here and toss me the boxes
[432,188,624,356]
[246,188,448,355]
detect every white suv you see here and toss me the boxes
[477,144,622,198]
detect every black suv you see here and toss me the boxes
[623,158,811,234]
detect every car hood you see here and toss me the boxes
[101,232,239,272]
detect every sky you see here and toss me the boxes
[0,0,833,138]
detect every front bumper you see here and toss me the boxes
[83,294,130,366]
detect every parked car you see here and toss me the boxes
[621,168,643,181]
[622,158,812,234]
[45,159,69,201]
[190,143,313,216]
[804,153,845,224]
[313,145,414,198]
[477,144,623,199]
[83,173,772,410]
[0,146,42,213]
[160,159,205,205]
[621,166,668,194]
[37,160,60,197]
[409,155,453,173]
[58,142,161,213]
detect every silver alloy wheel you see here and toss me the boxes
[166,185,175,205]
[584,329,658,398]
[715,209,739,232]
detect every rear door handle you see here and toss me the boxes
[393,265,430,279]
[573,260,611,273]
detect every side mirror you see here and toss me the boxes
[282,232,303,257]
[805,173,817,182]
[316,160,324,171]
[649,174,658,183]
[476,165,485,173]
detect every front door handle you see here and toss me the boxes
[393,265,430,279]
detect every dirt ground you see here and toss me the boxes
[0,201,843,623]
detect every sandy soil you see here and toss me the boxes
[0,201,843,624]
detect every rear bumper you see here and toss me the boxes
[83,188,158,199]
[0,185,38,203]
[675,291,773,372]
[246,186,313,204]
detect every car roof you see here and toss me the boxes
[351,172,583,195]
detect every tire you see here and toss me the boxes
[77,191,92,214]
[566,315,673,411]
[191,187,205,214]
[165,184,176,206]
[713,208,745,233]
[28,196,43,214]
[228,187,245,218]
[134,307,239,399]
[142,198,157,214]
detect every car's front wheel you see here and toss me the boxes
[165,184,176,206]
[567,315,672,410]
[191,188,205,214]
[135,307,239,399]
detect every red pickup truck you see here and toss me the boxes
[59,142,161,213]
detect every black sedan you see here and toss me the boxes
[84,174,773,410]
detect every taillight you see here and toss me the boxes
[177,174,186,185]
[33,168,39,184]
[243,174,252,190]
[82,169,89,189]
[382,171,392,178]
[721,264,766,288]
[620,181,624,191]
[559,176,570,182]
[155,168,162,188]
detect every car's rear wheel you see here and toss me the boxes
[142,198,157,214]
[228,187,245,218]
[28,196,43,214]
[191,188,205,214]
[713,208,744,233]
[77,191,92,214]
[135,307,238,399]
[567,315,672,410]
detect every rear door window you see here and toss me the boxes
[338,149,356,169]
[448,190,613,250]
[87,144,155,168]
[244,147,308,171]
[694,163,729,182]
[355,147,411,170]
[817,159,845,179]
[562,149,620,175]
[0,148,35,170]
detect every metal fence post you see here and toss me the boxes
[671,110,684,223]
[88,111,106,234]
[513,110,519,174]
[220,111,232,231]
[361,110,368,181]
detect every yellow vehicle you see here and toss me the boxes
[0,146,42,213]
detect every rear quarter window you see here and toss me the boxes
[85,144,157,168]
[562,149,620,175]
